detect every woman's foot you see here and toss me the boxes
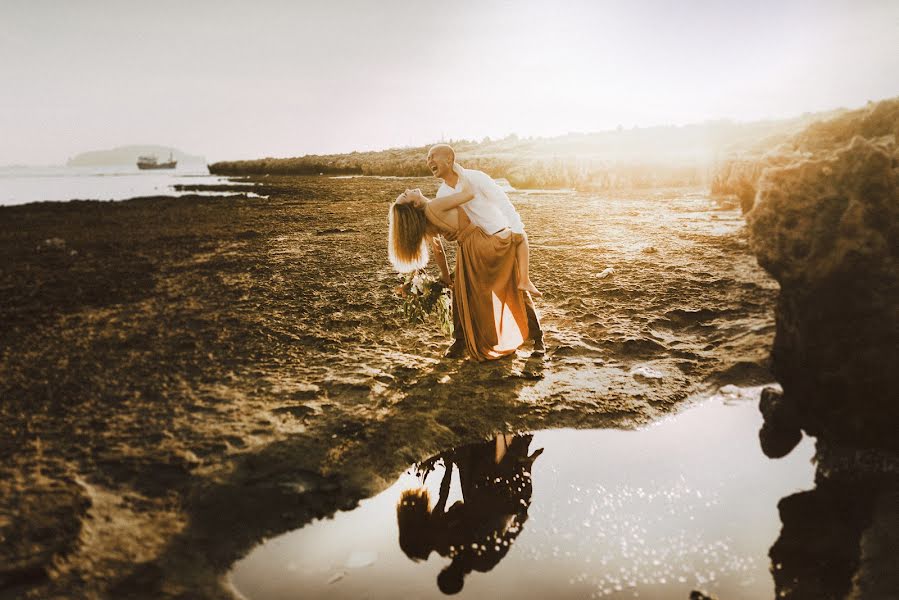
[519,280,542,297]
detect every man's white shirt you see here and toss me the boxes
[435,163,525,235]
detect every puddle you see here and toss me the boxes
[229,389,815,599]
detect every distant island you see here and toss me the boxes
[67,145,205,167]
[208,108,850,189]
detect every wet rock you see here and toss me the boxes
[631,365,664,381]
[758,386,799,426]
[758,387,803,458]
[748,133,898,451]
[770,484,877,599]
[759,419,803,459]
[853,489,899,599]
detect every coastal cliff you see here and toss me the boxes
[745,103,898,599]
[745,108,898,452]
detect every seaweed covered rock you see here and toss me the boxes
[747,135,898,451]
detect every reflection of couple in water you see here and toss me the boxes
[396,434,544,594]
[388,144,545,361]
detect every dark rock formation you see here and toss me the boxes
[745,100,899,598]
[770,483,876,600]
[758,386,803,458]
[748,135,898,450]
[767,444,899,599]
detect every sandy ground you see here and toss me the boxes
[0,177,778,598]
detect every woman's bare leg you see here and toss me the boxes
[517,232,541,297]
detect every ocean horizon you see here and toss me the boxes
[0,164,246,206]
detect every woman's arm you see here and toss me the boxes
[434,460,454,513]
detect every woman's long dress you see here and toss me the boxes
[426,205,529,361]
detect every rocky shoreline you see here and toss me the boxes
[0,180,778,598]
[5,94,896,595]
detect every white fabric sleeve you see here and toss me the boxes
[479,172,524,233]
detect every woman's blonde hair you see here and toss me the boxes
[397,487,433,561]
[388,200,431,272]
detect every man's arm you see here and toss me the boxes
[399,184,474,211]
[431,236,452,286]
[430,188,473,211]
[423,176,476,211]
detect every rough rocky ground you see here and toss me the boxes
[0,177,778,598]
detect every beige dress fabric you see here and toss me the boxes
[426,205,529,361]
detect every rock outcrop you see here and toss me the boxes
[713,98,899,213]
[747,135,898,451]
[746,102,898,599]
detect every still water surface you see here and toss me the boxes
[0,165,254,205]
[230,389,815,599]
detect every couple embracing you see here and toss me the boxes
[388,144,544,361]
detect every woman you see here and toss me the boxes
[396,435,544,594]
[388,186,531,361]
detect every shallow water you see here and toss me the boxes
[229,388,814,599]
[0,165,256,205]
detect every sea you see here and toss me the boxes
[0,164,248,206]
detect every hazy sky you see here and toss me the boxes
[2,0,897,164]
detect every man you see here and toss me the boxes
[427,145,540,297]
[422,144,545,357]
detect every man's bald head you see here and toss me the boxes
[426,144,456,180]
[428,144,455,162]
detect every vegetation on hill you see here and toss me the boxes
[209,111,842,190]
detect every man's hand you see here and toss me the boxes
[440,274,453,288]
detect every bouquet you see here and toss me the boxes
[395,270,453,335]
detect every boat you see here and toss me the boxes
[137,152,177,170]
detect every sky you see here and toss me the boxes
[1,0,897,165]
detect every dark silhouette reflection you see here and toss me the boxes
[760,390,899,599]
[396,434,543,595]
